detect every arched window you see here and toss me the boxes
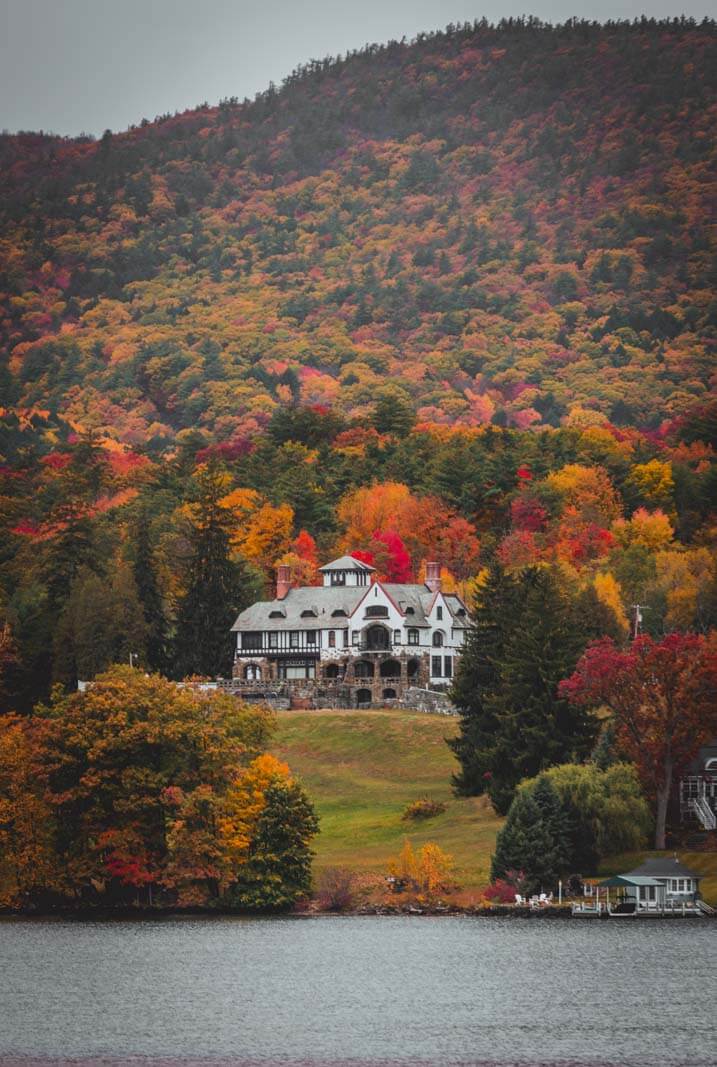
[432,631,444,647]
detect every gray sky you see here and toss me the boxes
[1,0,715,137]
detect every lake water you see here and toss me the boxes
[0,916,714,1066]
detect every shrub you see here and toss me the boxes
[402,797,446,821]
[316,867,358,912]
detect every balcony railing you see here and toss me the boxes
[237,646,320,658]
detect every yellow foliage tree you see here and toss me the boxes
[217,753,293,880]
[546,464,622,526]
[593,572,629,637]
[611,507,674,551]
[625,459,675,514]
[654,548,717,631]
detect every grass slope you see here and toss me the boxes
[271,708,502,890]
[273,708,717,905]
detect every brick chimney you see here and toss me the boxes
[425,561,442,593]
[276,564,293,600]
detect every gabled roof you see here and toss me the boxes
[599,875,663,888]
[319,555,375,572]
[231,585,366,631]
[626,857,701,880]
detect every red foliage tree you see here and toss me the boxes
[560,634,717,849]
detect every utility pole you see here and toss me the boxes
[630,604,648,641]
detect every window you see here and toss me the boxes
[394,629,401,644]
[280,663,316,680]
[436,606,443,621]
[366,605,388,618]
[301,609,317,618]
[269,609,286,618]
[343,630,349,648]
[407,628,419,645]
[351,631,359,645]
[331,608,347,617]
[432,631,444,647]
[289,631,300,648]
[328,630,336,648]
[330,572,346,586]
[405,606,415,615]
[444,656,452,678]
[431,656,442,677]
[306,631,316,646]
[241,632,263,650]
[268,632,279,648]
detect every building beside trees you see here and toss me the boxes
[231,554,470,706]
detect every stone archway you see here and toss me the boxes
[379,659,401,678]
[382,687,397,700]
[354,660,375,678]
[356,688,372,707]
[407,658,420,679]
[325,663,341,680]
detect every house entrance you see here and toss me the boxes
[364,625,390,651]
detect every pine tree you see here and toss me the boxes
[227,779,319,910]
[53,561,148,687]
[490,776,570,894]
[132,510,169,673]
[448,564,520,796]
[173,463,247,679]
[450,565,598,813]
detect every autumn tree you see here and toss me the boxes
[560,633,717,848]
[7,667,282,907]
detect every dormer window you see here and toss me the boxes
[269,609,286,618]
[301,609,317,618]
[331,608,347,617]
[405,606,415,615]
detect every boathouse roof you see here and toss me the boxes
[626,857,701,880]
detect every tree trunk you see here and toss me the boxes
[654,757,673,850]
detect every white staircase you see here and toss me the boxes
[692,793,717,831]
[681,776,717,830]
[696,898,716,916]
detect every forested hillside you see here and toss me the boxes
[2,18,716,442]
[1,19,716,710]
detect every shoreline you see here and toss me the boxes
[1,902,712,920]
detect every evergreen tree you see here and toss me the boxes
[173,463,248,678]
[448,565,520,797]
[450,565,598,813]
[132,510,169,673]
[227,779,319,910]
[53,561,148,687]
[490,779,568,895]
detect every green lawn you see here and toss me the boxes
[273,707,717,905]
[271,708,503,890]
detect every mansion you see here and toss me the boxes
[230,556,470,706]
